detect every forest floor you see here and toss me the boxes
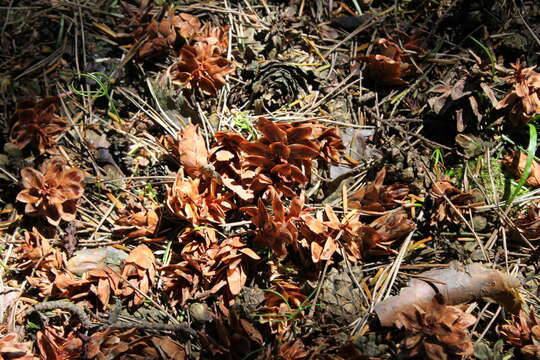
[1,0,540,359]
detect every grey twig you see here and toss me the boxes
[28,301,196,337]
[30,301,98,329]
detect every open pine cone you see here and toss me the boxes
[170,41,235,96]
[16,158,85,226]
[501,309,540,359]
[499,62,540,124]
[9,97,67,153]
[396,295,476,359]
[138,11,202,58]
[243,194,305,258]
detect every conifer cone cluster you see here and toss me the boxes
[9,97,67,154]
[396,295,476,359]
[499,62,540,123]
[16,158,85,226]
[169,20,234,95]
[501,309,540,359]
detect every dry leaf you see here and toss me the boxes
[503,150,540,187]
[356,38,414,86]
[0,333,37,360]
[177,124,209,177]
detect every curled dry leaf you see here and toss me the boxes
[37,326,83,360]
[503,150,540,187]
[514,206,540,241]
[396,295,476,360]
[87,328,185,360]
[16,157,85,226]
[498,62,540,124]
[177,124,209,177]
[429,178,481,225]
[356,38,414,86]
[374,262,521,327]
[0,333,37,360]
[114,198,159,239]
[9,96,67,153]
[121,244,157,307]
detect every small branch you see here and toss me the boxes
[29,301,98,329]
[28,301,196,337]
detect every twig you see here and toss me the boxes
[30,301,98,329]
[28,301,196,336]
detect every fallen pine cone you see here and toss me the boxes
[16,158,85,226]
[9,96,67,154]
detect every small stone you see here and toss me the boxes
[189,303,212,323]
[66,247,127,276]
[4,143,23,159]
[401,167,415,183]
[472,215,487,232]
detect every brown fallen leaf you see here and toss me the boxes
[37,326,83,360]
[355,38,414,86]
[121,244,157,307]
[177,124,209,177]
[514,206,540,241]
[374,262,521,327]
[0,333,36,360]
[503,150,540,187]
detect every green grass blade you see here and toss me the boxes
[469,36,496,76]
[506,123,537,208]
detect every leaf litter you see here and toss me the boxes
[1,0,540,359]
